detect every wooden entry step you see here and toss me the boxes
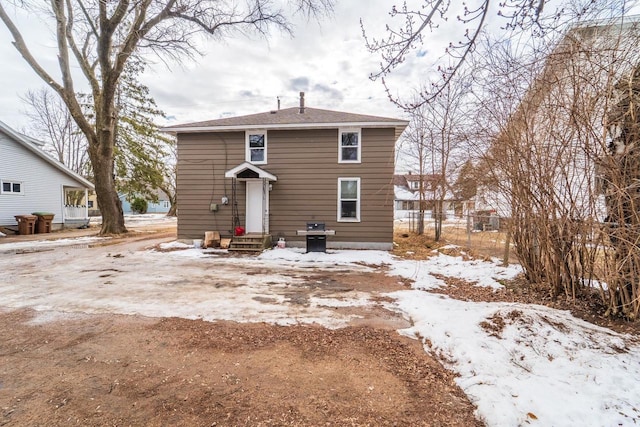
[228,234,272,252]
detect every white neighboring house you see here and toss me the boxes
[473,185,511,218]
[0,120,94,231]
[393,174,460,220]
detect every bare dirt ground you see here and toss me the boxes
[0,311,479,427]
[0,224,482,426]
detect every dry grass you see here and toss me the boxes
[393,221,516,263]
[392,231,444,260]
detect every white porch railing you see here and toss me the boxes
[65,205,88,219]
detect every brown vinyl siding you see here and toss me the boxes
[177,131,245,237]
[176,128,396,246]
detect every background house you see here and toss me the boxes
[164,93,408,250]
[393,173,461,220]
[119,189,171,214]
[0,120,94,232]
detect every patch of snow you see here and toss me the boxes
[124,213,173,223]
[0,246,376,329]
[258,247,394,266]
[387,291,640,427]
[0,236,109,253]
[394,185,418,200]
[158,241,191,250]
[310,295,372,308]
[0,231,6,237]
[89,213,176,228]
[27,310,92,325]
[388,252,522,290]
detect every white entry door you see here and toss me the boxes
[245,180,268,233]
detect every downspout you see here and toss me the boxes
[84,188,89,221]
[61,185,66,225]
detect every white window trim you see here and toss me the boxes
[1,180,24,195]
[337,177,361,222]
[338,128,361,164]
[246,130,267,165]
[410,181,419,190]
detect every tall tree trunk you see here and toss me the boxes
[161,186,177,217]
[434,200,443,241]
[88,121,127,234]
[167,202,177,217]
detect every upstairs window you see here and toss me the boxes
[339,129,361,163]
[1,180,23,195]
[409,181,419,190]
[246,131,267,164]
[338,177,361,222]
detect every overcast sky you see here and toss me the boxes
[2,2,637,130]
[0,1,453,130]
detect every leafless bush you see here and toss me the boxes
[472,17,640,319]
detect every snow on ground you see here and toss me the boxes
[90,213,176,228]
[258,246,394,266]
[387,249,521,289]
[258,247,521,290]
[0,243,378,329]
[388,292,640,426]
[121,213,176,227]
[0,234,638,426]
[0,236,109,253]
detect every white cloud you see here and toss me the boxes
[0,2,412,130]
[2,1,621,129]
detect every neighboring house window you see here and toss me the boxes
[88,200,94,208]
[397,201,415,210]
[338,177,360,222]
[246,131,267,164]
[395,201,409,210]
[409,181,419,190]
[339,129,361,163]
[1,180,23,195]
[163,201,170,208]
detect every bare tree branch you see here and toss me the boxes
[362,0,628,110]
[0,0,334,234]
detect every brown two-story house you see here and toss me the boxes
[163,93,408,250]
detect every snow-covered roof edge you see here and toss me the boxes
[394,185,457,201]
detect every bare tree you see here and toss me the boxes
[471,17,640,319]
[0,0,332,235]
[399,107,429,235]
[21,87,89,177]
[603,55,640,319]
[361,0,632,109]
[400,74,470,240]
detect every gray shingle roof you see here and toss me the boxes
[162,107,408,139]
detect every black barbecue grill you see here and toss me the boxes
[295,222,336,252]
[306,222,326,252]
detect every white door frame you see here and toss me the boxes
[245,180,268,234]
